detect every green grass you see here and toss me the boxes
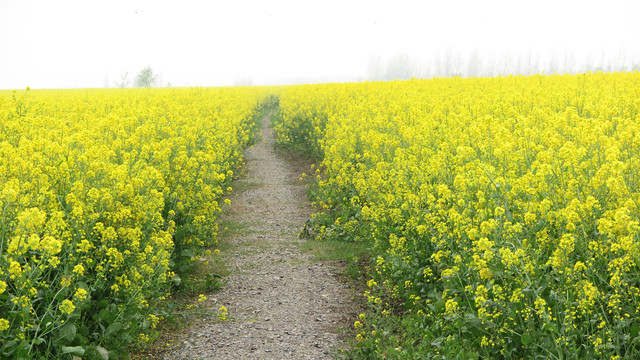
[300,239,371,283]
[231,181,262,191]
[300,239,369,261]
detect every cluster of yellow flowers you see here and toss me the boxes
[218,305,228,322]
[276,72,640,357]
[0,87,273,358]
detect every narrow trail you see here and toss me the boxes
[164,112,357,359]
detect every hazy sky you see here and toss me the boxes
[1,0,639,89]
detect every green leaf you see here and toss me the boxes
[95,346,109,360]
[57,323,76,342]
[78,324,90,337]
[61,346,85,355]
[467,351,479,360]
[105,322,123,337]
[181,249,195,258]
[109,348,123,360]
[99,309,116,323]
[97,299,109,309]
[171,274,182,286]
[463,314,483,337]
[631,323,640,338]
[1,340,19,355]
[55,287,70,301]
[174,226,191,243]
[521,333,532,346]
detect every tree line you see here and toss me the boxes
[116,66,158,88]
[367,50,640,81]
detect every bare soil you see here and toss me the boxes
[161,112,359,359]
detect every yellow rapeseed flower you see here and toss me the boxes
[59,300,76,315]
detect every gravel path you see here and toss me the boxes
[163,112,357,359]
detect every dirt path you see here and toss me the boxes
[163,112,357,359]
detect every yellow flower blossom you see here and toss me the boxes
[74,288,88,302]
[59,300,76,315]
[218,306,228,321]
[73,264,85,276]
[0,319,9,331]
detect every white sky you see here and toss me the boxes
[0,0,639,89]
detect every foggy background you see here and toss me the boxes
[1,0,639,89]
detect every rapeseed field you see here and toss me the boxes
[0,87,272,358]
[276,72,640,359]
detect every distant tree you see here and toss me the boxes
[135,66,157,88]
[433,53,443,77]
[467,49,482,77]
[234,76,254,86]
[563,51,576,74]
[117,72,130,88]
[384,52,413,80]
[442,50,453,78]
[546,54,558,75]
[527,51,540,75]
[367,55,384,81]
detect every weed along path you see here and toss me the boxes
[163,112,357,359]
